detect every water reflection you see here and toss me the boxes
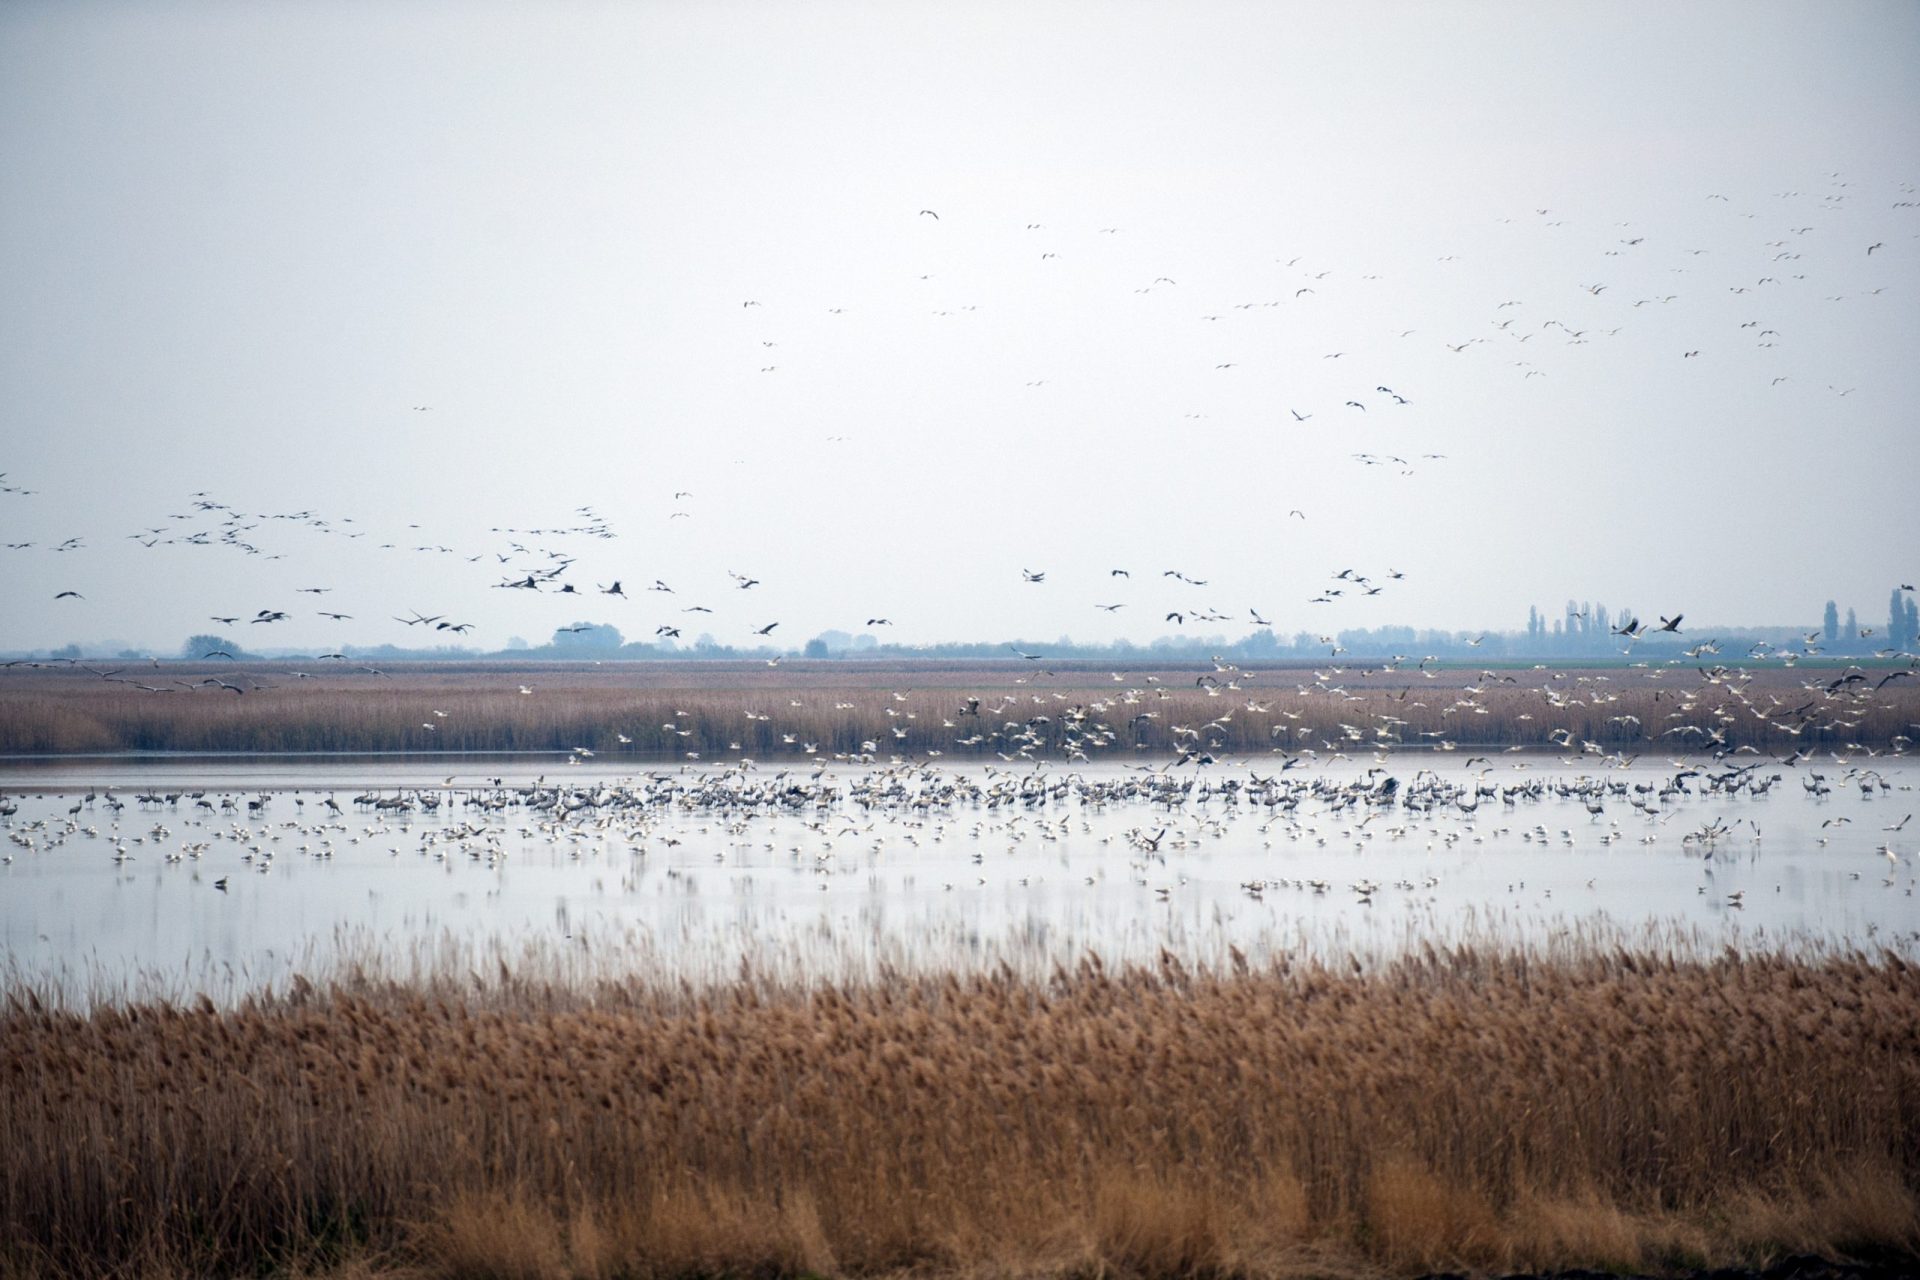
[3,756,1914,993]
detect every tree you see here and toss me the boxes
[1891,590,1909,652]
[1823,601,1839,644]
[551,623,621,651]
[182,634,246,659]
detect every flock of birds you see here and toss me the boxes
[2,173,1912,659]
[2,754,1914,968]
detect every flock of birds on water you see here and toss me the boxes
[2,173,1912,662]
[1,754,1914,958]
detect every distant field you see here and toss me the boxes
[3,943,1915,1278]
[1,658,1913,758]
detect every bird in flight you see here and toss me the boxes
[1022,569,1046,583]
[919,209,939,219]
[54,590,82,600]
[753,622,780,636]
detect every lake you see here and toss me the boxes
[3,753,1914,995]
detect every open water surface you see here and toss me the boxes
[3,754,1915,993]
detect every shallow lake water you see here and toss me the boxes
[3,754,1915,994]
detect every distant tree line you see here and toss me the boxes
[7,593,1918,664]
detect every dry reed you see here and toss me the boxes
[2,660,1912,758]
[2,944,1916,1279]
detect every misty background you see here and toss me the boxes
[2,0,1915,658]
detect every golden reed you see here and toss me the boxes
[1,661,1911,756]
[2,944,1916,1278]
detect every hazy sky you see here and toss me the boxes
[3,0,1915,654]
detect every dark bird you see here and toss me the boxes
[1022,569,1046,583]
[599,581,625,596]
[1655,615,1684,633]
[753,622,779,636]
[918,209,939,219]
[53,590,82,599]
[210,616,240,625]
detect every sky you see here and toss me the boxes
[2,0,1916,655]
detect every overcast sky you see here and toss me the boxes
[2,0,1915,654]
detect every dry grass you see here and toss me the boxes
[3,945,1916,1279]
[2,659,1913,757]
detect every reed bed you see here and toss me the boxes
[2,660,1913,758]
[3,943,1916,1279]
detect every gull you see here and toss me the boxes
[753,622,779,636]
[53,590,82,600]
[918,209,939,219]
[1655,615,1684,634]
[1022,569,1045,582]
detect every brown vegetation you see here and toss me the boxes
[1,659,1912,758]
[3,945,1917,1279]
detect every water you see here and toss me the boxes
[3,755,1914,994]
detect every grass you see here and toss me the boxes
[2,941,1916,1279]
[1,659,1913,758]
